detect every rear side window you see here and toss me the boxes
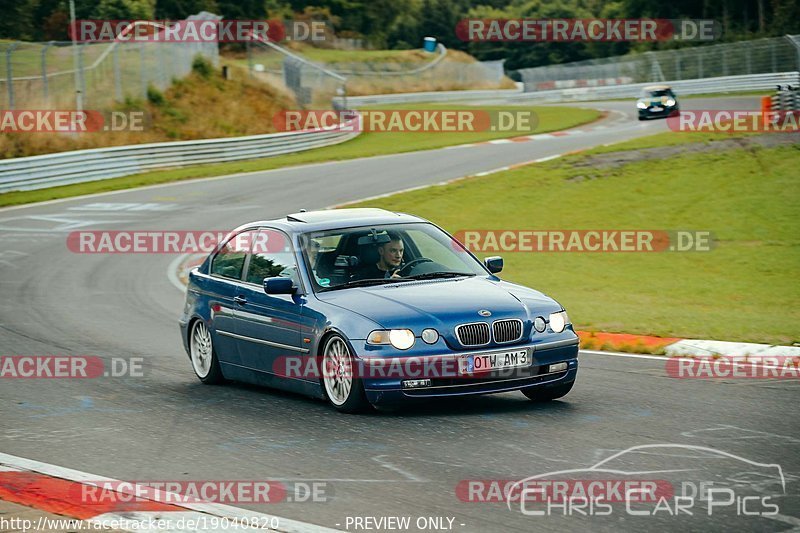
[210,231,255,280]
[245,229,299,285]
[246,251,299,285]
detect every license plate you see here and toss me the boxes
[460,350,530,374]
[651,106,663,112]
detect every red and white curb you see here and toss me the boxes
[665,339,800,358]
[440,110,627,151]
[443,129,585,150]
[580,330,800,360]
[0,452,341,533]
[471,153,570,177]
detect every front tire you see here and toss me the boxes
[189,320,224,384]
[321,334,370,413]
[521,380,574,402]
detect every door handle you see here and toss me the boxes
[233,296,247,305]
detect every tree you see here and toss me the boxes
[0,0,37,39]
[91,0,157,19]
[155,0,220,19]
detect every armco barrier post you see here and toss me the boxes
[139,44,147,99]
[788,35,800,71]
[246,39,253,77]
[41,42,54,103]
[113,44,122,102]
[77,43,87,108]
[5,42,18,110]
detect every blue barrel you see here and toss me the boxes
[423,37,437,52]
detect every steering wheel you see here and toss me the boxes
[394,257,433,277]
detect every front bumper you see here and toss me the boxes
[363,337,579,405]
[639,106,678,119]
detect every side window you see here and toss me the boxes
[210,231,254,280]
[245,229,299,286]
[408,229,468,271]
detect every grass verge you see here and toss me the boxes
[346,132,800,345]
[584,130,761,154]
[0,104,599,208]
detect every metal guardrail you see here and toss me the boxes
[340,72,798,107]
[337,88,522,107]
[506,71,800,103]
[0,121,359,193]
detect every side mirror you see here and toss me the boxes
[484,256,503,274]
[264,277,296,295]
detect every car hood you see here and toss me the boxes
[317,276,563,346]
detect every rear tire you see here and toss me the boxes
[521,380,574,402]
[189,320,224,384]
[321,334,371,413]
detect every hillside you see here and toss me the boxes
[0,59,294,159]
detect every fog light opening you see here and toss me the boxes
[549,362,568,373]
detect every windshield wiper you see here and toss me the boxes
[403,272,476,280]
[319,273,475,291]
[318,277,413,292]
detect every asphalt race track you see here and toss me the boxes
[2,96,798,532]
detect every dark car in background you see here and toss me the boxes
[637,85,680,120]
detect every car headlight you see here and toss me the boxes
[665,98,676,107]
[421,328,439,344]
[636,101,647,109]
[548,311,568,333]
[367,329,415,350]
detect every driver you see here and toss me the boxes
[354,232,404,280]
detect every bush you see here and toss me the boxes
[146,85,165,105]
[192,55,214,79]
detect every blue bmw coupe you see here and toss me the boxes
[180,209,579,412]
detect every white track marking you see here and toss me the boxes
[474,167,509,176]
[533,154,563,163]
[0,452,342,533]
[580,349,667,361]
[167,253,193,293]
[371,456,426,482]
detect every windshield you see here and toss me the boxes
[642,89,674,98]
[301,223,488,291]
